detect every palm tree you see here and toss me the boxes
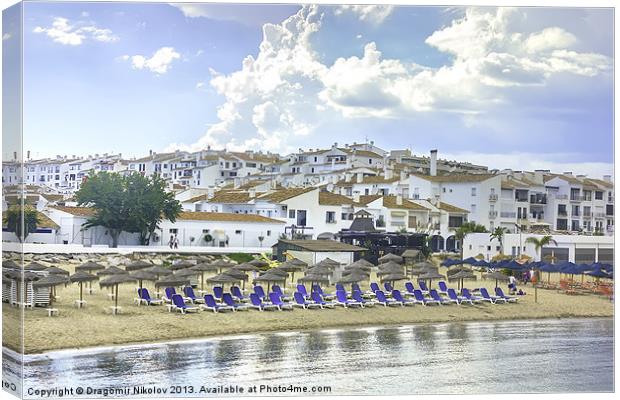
[490,227,508,255]
[525,235,558,261]
[454,222,488,260]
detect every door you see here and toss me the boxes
[297,210,307,226]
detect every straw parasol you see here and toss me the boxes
[248,259,270,268]
[482,270,510,288]
[380,272,408,285]
[125,260,153,272]
[97,266,128,276]
[337,272,368,284]
[33,274,69,305]
[155,275,191,288]
[289,258,308,267]
[232,263,261,272]
[223,268,249,289]
[189,263,219,290]
[418,270,446,288]
[262,268,289,278]
[45,266,69,275]
[210,259,237,273]
[24,262,48,271]
[298,273,331,286]
[75,261,105,272]
[342,268,370,277]
[317,257,341,267]
[448,269,477,290]
[69,271,99,304]
[129,270,158,289]
[254,272,287,291]
[145,265,172,278]
[413,261,436,270]
[99,274,137,312]
[378,253,403,264]
[170,260,195,271]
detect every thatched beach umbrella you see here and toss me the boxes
[378,253,403,264]
[448,269,477,291]
[69,271,99,304]
[24,262,48,271]
[129,270,158,290]
[342,268,370,277]
[337,272,368,285]
[277,261,304,284]
[208,273,243,290]
[170,260,195,271]
[33,274,69,305]
[305,265,333,276]
[298,273,331,287]
[317,257,341,268]
[418,270,446,289]
[210,259,237,273]
[223,269,249,290]
[233,263,261,272]
[483,270,511,288]
[97,266,128,276]
[99,274,137,312]
[414,261,436,270]
[145,265,172,278]
[125,260,153,272]
[289,258,308,267]
[248,259,270,268]
[189,263,218,290]
[155,275,190,288]
[45,266,69,275]
[254,272,286,291]
[76,261,105,272]
[380,272,407,285]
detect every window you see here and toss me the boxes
[326,211,336,223]
[471,204,476,214]
[202,229,210,233]
[267,230,271,236]
[471,187,477,196]
[169,229,178,234]
[235,230,242,235]
[487,246,491,251]
[288,209,296,218]
[442,187,446,193]
[595,191,603,200]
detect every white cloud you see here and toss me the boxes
[334,5,394,25]
[180,6,610,154]
[196,81,205,89]
[33,16,118,46]
[124,47,181,74]
[2,32,11,41]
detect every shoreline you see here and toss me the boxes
[5,309,614,356]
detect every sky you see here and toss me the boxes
[2,2,614,177]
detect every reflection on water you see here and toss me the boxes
[6,318,614,397]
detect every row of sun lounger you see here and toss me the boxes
[137,280,518,314]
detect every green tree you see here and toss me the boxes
[454,221,488,260]
[525,235,558,261]
[490,226,508,255]
[75,172,181,247]
[3,204,39,242]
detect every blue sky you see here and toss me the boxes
[3,3,614,176]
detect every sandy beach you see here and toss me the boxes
[2,260,613,354]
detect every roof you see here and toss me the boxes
[336,174,400,186]
[543,173,583,186]
[237,180,269,190]
[318,191,362,206]
[177,211,284,224]
[229,152,279,164]
[582,178,613,189]
[257,188,316,203]
[410,173,497,183]
[359,195,429,211]
[2,211,60,230]
[133,152,179,163]
[276,239,367,252]
[41,194,64,202]
[49,206,96,217]
[205,191,252,204]
[435,201,469,213]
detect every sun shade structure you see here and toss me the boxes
[298,274,331,284]
[45,266,69,275]
[223,269,249,289]
[378,253,403,264]
[99,274,137,311]
[337,272,369,284]
[69,271,99,303]
[129,270,158,289]
[483,270,510,287]
[210,259,237,273]
[188,263,218,290]
[145,265,172,277]
[248,259,270,268]
[232,263,261,272]
[155,275,191,288]
[317,257,341,267]
[349,259,375,268]
[33,274,69,305]
[97,266,128,276]
[125,260,153,272]
[418,270,446,288]
[304,265,333,276]
[413,261,435,270]
[288,258,308,267]
[380,272,408,283]
[449,270,477,290]
[170,260,195,271]
[75,261,105,272]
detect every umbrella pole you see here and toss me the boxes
[201,273,205,291]
[80,282,83,302]
[115,285,119,309]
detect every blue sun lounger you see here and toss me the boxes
[311,292,335,309]
[163,287,176,303]
[312,285,334,300]
[447,288,472,305]
[438,281,449,295]
[253,285,267,300]
[222,293,249,311]
[293,292,322,309]
[269,292,293,310]
[404,281,416,297]
[201,294,233,313]
[480,288,506,304]
[391,289,415,306]
[375,290,402,307]
[383,282,394,293]
[429,289,452,305]
[231,286,247,302]
[272,285,291,301]
[138,288,163,306]
[461,288,484,303]
[352,290,375,307]
[417,281,430,295]
[495,287,518,302]
[171,294,199,314]
[413,289,439,306]
[335,290,363,308]
[213,286,224,300]
[183,286,205,304]
[370,282,381,293]
[250,293,278,311]
[297,284,310,299]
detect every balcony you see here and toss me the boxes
[488,211,498,219]
[570,196,585,202]
[583,211,592,218]
[489,194,498,202]
[555,194,568,200]
[530,195,547,205]
[594,212,607,218]
[557,211,568,217]
[500,212,516,218]
[515,197,529,202]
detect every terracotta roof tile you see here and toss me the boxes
[178,211,284,224]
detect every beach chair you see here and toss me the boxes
[222,293,249,311]
[413,289,439,306]
[183,286,205,304]
[375,290,402,307]
[293,292,321,309]
[213,286,224,300]
[461,288,484,304]
[417,281,430,295]
[480,288,506,304]
[351,283,362,294]
[384,282,394,293]
[447,288,472,305]
[335,290,363,308]
[352,290,374,307]
[370,282,381,293]
[272,285,291,301]
[404,281,416,297]
[429,289,452,305]
[297,284,310,299]
[201,294,233,313]
[495,287,518,303]
[269,292,293,310]
[335,283,346,293]
[163,287,177,303]
[254,285,267,300]
[312,285,334,300]
[311,292,335,309]
[231,286,247,302]
[391,290,415,306]
[139,288,163,306]
[249,293,278,311]
[171,294,199,314]
[438,281,449,295]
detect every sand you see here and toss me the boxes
[2,261,613,354]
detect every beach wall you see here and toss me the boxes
[2,242,269,255]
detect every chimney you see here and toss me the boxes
[384,167,393,180]
[563,171,573,176]
[149,149,153,156]
[27,150,31,160]
[345,173,352,182]
[13,152,17,160]
[430,149,437,176]
[400,170,407,181]
[353,193,360,203]
[248,189,256,198]
[332,142,338,150]
[396,194,403,206]
[356,172,364,182]
[233,177,241,188]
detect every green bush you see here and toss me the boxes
[226,253,254,264]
